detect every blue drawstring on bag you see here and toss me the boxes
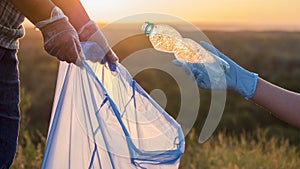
[41,42,185,169]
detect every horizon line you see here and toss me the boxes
[23,20,300,32]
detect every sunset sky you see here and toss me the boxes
[22,0,300,30]
[79,0,300,30]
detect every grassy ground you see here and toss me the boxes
[180,129,300,169]
[11,126,300,169]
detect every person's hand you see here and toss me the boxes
[173,41,258,99]
[78,20,118,64]
[36,7,84,66]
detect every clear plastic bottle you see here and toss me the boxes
[142,22,229,82]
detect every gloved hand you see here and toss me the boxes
[78,20,118,64]
[36,7,84,66]
[173,41,258,99]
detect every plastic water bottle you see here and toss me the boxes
[141,22,230,83]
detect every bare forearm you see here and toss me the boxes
[9,0,54,24]
[51,0,90,31]
[252,78,300,128]
[10,0,90,30]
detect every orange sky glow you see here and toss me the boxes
[25,0,300,31]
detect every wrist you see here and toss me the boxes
[51,0,90,31]
[78,20,111,54]
[78,20,98,41]
[237,71,258,99]
[35,6,67,29]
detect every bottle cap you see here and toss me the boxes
[141,22,154,36]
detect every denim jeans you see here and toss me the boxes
[0,46,20,169]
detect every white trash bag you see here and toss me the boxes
[41,42,185,169]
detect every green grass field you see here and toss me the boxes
[11,27,300,168]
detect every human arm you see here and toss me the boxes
[51,0,118,63]
[50,0,89,31]
[9,0,83,64]
[174,41,300,128]
[9,0,54,24]
[252,78,300,128]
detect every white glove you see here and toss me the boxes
[78,20,118,63]
[36,7,85,66]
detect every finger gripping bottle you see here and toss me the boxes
[142,22,229,83]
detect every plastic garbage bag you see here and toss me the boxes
[41,42,185,169]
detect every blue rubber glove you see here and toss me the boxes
[173,41,258,99]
